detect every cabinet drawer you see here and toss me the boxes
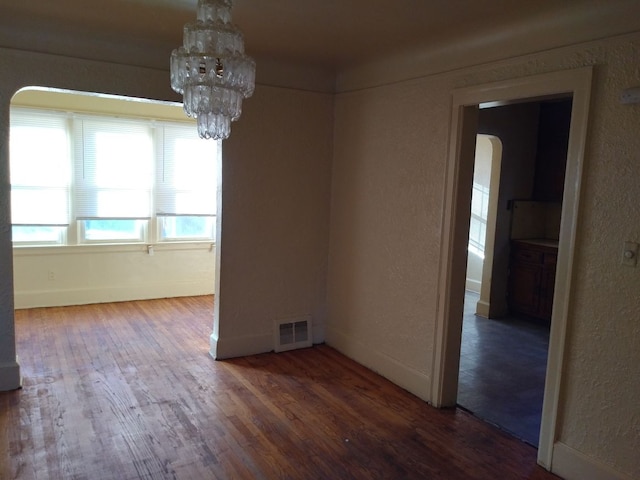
[513,248,543,264]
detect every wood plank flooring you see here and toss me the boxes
[0,296,560,479]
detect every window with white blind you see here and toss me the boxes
[9,107,218,246]
[156,125,217,241]
[75,117,155,242]
[9,110,71,245]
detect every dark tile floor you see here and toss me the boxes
[457,291,550,447]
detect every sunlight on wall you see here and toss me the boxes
[466,134,501,293]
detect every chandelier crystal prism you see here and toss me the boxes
[170,0,255,140]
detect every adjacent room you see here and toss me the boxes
[458,99,572,447]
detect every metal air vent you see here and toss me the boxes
[274,316,312,353]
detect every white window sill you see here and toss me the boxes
[12,241,215,257]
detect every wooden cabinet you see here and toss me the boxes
[508,240,557,321]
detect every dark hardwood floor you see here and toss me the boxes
[0,296,559,479]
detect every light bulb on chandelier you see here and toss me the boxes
[170,0,255,140]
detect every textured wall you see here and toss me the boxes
[329,34,640,477]
[328,77,450,398]
[554,40,640,475]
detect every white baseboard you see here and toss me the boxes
[475,299,490,317]
[552,442,635,480]
[209,331,273,359]
[465,278,481,293]
[0,360,21,391]
[325,325,431,402]
[14,281,214,309]
[210,318,325,360]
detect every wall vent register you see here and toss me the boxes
[274,317,312,353]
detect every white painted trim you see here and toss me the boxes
[209,331,272,360]
[475,299,490,318]
[432,66,593,471]
[540,66,593,470]
[464,278,481,293]
[0,360,21,392]
[326,325,431,402]
[552,442,635,480]
[14,281,214,309]
[12,241,214,257]
[431,101,478,408]
[210,318,326,360]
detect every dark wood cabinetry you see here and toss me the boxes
[508,240,557,320]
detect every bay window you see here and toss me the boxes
[9,107,218,246]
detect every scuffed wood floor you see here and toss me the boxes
[0,296,559,479]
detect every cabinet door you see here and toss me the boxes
[509,262,541,316]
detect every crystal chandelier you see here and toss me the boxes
[170,0,255,140]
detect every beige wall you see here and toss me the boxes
[328,78,448,400]
[212,84,333,358]
[328,34,640,478]
[13,244,215,309]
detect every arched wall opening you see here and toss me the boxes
[9,87,217,310]
[0,49,200,391]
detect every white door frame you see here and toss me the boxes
[431,67,593,469]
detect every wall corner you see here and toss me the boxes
[0,359,22,391]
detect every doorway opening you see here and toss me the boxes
[457,99,572,447]
[432,67,593,469]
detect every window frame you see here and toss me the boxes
[157,215,216,243]
[9,105,219,248]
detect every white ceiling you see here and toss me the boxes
[0,0,639,72]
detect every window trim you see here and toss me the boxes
[10,105,219,247]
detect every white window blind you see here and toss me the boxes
[74,117,153,220]
[156,124,217,217]
[9,110,71,226]
[10,105,218,245]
